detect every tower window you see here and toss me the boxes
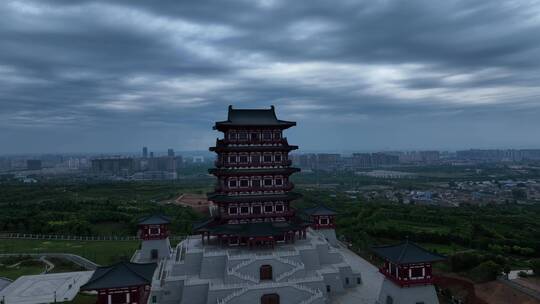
[275,154,282,162]
[240,179,249,187]
[275,205,284,212]
[228,132,236,140]
[345,277,349,285]
[264,205,273,213]
[275,178,283,186]
[238,132,248,140]
[239,155,248,163]
[229,180,237,188]
[411,267,424,278]
[263,132,272,140]
[326,285,331,293]
[274,132,281,139]
[356,277,361,284]
[263,155,273,162]
[228,156,236,163]
[264,178,273,186]
[240,206,249,214]
[253,205,262,214]
[252,179,261,188]
[228,207,238,214]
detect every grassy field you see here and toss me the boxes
[0,258,46,280]
[0,239,140,265]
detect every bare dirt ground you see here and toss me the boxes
[475,281,540,304]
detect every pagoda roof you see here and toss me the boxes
[371,240,446,264]
[214,106,296,130]
[137,214,171,225]
[303,204,338,216]
[80,262,156,290]
[207,192,302,203]
[208,167,300,176]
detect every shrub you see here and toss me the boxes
[468,260,502,282]
[531,259,540,276]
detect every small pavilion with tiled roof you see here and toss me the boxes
[134,214,172,262]
[303,204,338,230]
[137,214,171,240]
[371,240,445,287]
[80,262,156,304]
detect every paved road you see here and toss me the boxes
[498,277,540,300]
[39,256,54,273]
[0,253,99,270]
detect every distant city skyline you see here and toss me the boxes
[2,1,540,154]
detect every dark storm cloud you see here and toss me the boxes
[1,0,540,153]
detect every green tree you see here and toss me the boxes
[531,259,540,276]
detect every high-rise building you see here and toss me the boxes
[316,153,341,171]
[91,158,134,176]
[26,160,42,171]
[143,146,148,158]
[167,148,175,157]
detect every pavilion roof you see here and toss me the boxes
[137,214,171,225]
[80,262,156,290]
[214,106,295,129]
[303,204,338,216]
[371,240,446,264]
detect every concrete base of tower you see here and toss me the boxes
[132,238,172,263]
[147,228,407,304]
[317,228,338,247]
[377,278,439,304]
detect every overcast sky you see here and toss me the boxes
[1,0,540,154]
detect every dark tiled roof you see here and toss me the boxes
[81,262,156,290]
[303,205,338,216]
[371,240,446,264]
[207,192,302,203]
[137,214,171,225]
[214,106,296,129]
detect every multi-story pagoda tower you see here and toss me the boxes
[194,105,308,248]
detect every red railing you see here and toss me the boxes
[217,138,288,145]
[214,159,292,168]
[221,210,295,219]
[379,267,435,287]
[215,183,294,193]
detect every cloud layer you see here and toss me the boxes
[1,0,540,153]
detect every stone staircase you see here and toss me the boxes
[216,282,322,304]
[226,253,304,283]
